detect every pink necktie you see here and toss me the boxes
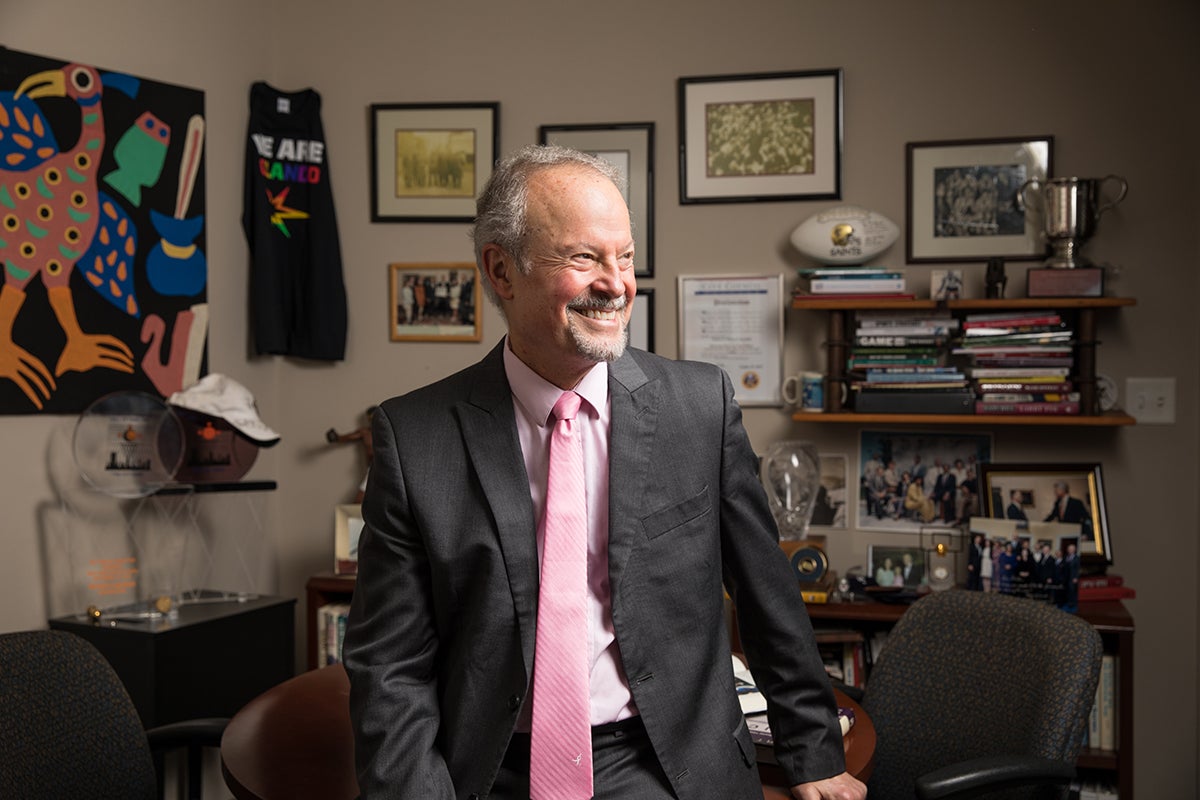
[530,391,593,800]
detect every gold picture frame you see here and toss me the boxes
[388,262,482,342]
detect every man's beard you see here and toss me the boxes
[567,295,629,363]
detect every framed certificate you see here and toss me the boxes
[677,274,784,406]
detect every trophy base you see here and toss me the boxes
[1026,266,1104,297]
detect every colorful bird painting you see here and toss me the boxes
[0,62,136,410]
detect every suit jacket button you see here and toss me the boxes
[508,694,522,710]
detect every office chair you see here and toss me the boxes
[861,590,1103,800]
[0,629,228,800]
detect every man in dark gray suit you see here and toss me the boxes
[342,145,864,800]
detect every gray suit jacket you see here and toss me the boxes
[343,342,844,799]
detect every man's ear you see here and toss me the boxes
[481,243,517,301]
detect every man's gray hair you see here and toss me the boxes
[471,144,627,306]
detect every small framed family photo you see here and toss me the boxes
[867,544,926,589]
[389,263,481,342]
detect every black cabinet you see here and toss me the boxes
[50,593,295,728]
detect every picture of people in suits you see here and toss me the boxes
[343,145,864,800]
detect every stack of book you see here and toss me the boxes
[796,266,910,298]
[849,312,972,413]
[952,310,1080,415]
[1078,574,1136,602]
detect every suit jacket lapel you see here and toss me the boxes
[607,352,658,595]
[457,342,540,672]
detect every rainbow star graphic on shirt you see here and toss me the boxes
[266,186,309,237]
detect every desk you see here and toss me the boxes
[221,665,873,800]
[50,593,294,728]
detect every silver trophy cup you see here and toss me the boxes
[1018,175,1128,268]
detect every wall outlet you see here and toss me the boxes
[1125,377,1176,424]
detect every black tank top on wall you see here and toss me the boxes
[242,82,347,361]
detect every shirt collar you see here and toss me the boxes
[503,337,609,427]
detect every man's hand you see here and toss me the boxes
[791,771,867,800]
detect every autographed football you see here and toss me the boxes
[790,205,900,265]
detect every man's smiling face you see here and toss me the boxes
[490,164,637,388]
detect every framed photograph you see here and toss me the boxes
[979,462,1112,563]
[678,69,842,203]
[858,430,993,533]
[389,263,481,342]
[867,544,926,589]
[334,503,364,575]
[370,102,499,222]
[811,453,848,529]
[678,274,784,407]
[906,136,1053,262]
[539,122,655,277]
[930,268,964,300]
[628,288,656,354]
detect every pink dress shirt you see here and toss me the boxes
[504,343,637,727]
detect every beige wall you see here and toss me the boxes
[3,1,1197,796]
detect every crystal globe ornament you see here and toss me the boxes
[761,440,821,541]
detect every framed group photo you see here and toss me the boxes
[979,462,1112,563]
[538,122,655,277]
[858,430,993,533]
[389,263,481,342]
[906,135,1053,262]
[678,69,842,204]
[370,102,498,222]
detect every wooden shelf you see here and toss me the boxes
[792,410,1135,426]
[794,296,1135,419]
[793,296,1137,311]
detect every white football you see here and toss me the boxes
[790,205,900,265]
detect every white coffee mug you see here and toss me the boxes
[782,371,825,412]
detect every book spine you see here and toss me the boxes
[978,392,1081,403]
[811,278,906,292]
[1078,586,1136,601]
[973,400,1081,414]
[964,371,1070,381]
[975,381,1074,392]
[1099,654,1116,750]
[962,313,1062,328]
[856,334,946,347]
[1079,574,1124,589]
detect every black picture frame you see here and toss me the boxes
[979,462,1112,565]
[677,69,843,204]
[906,135,1053,263]
[629,288,655,354]
[370,102,499,223]
[538,122,655,277]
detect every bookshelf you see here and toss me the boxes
[803,598,1134,798]
[792,296,1136,425]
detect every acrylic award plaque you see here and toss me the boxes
[72,391,185,498]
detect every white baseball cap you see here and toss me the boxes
[168,374,281,446]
